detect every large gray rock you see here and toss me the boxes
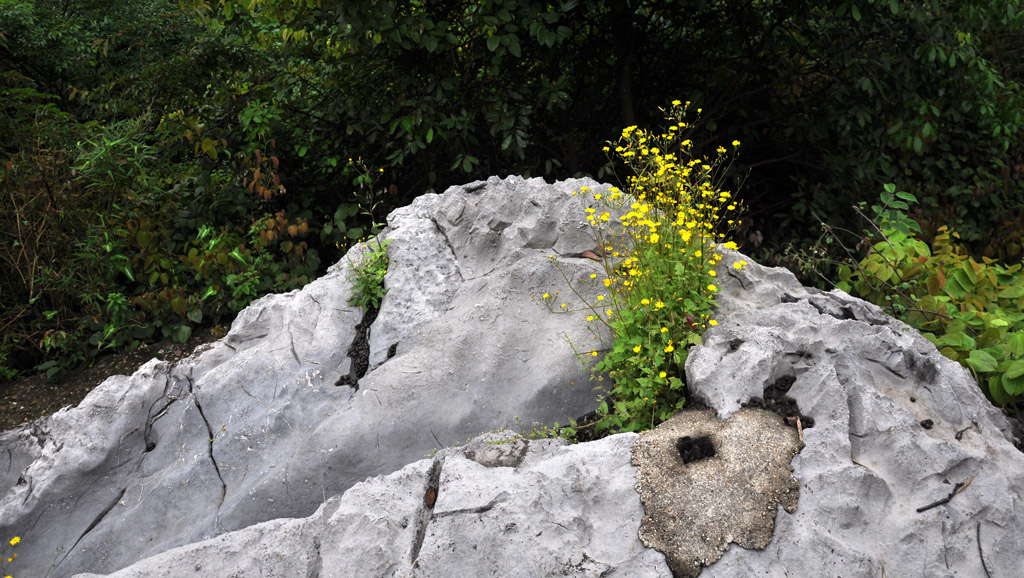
[682,249,1024,576]
[6,176,1024,578]
[0,176,613,578]
[71,431,669,578]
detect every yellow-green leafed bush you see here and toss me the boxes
[838,184,1024,411]
[546,100,745,434]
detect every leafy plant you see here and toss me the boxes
[826,184,1024,416]
[513,415,579,443]
[547,100,746,434]
[347,238,391,313]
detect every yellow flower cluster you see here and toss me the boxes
[2,536,20,578]
[571,100,748,432]
[542,99,747,434]
[589,100,744,332]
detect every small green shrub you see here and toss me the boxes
[347,238,391,313]
[834,185,1024,415]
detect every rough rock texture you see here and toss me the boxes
[631,407,801,577]
[686,249,1024,577]
[5,176,1024,578]
[0,176,614,578]
[72,432,670,578]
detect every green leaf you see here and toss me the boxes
[486,35,500,52]
[168,324,192,344]
[997,285,1024,298]
[966,349,999,373]
[1007,332,1024,356]
[851,4,861,22]
[989,375,1011,405]
[1005,359,1024,381]
[426,127,434,143]
[507,35,521,57]
[229,248,248,266]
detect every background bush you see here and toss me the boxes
[2,0,1022,380]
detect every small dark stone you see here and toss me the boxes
[920,419,934,430]
[910,396,917,402]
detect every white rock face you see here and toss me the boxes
[4,177,1023,578]
[0,176,613,578]
[686,249,1024,577]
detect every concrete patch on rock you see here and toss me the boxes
[631,407,801,577]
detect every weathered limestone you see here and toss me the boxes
[3,176,1022,578]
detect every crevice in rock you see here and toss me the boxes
[143,375,180,455]
[429,216,465,283]
[58,486,127,569]
[781,292,888,327]
[409,458,443,568]
[287,326,302,366]
[186,374,227,509]
[727,267,751,290]
[306,536,323,578]
[431,491,509,519]
[744,374,816,430]
[224,332,269,348]
[335,306,379,391]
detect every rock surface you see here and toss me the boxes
[71,432,669,578]
[631,407,801,577]
[4,176,1024,578]
[684,249,1024,577]
[0,176,613,578]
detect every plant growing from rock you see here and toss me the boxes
[547,100,745,434]
[347,238,391,313]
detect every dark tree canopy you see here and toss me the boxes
[2,0,1022,378]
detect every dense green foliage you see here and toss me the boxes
[834,185,1024,417]
[347,238,390,313]
[2,0,1022,381]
